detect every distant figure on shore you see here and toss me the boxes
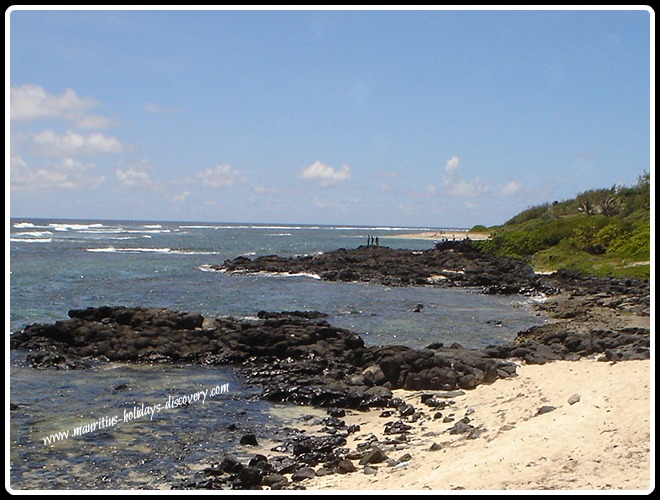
[375,237,379,247]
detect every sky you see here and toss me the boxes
[7,7,653,228]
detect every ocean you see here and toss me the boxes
[8,218,546,489]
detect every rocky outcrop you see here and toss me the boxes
[10,264,651,491]
[215,241,544,294]
[10,254,650,409]
[535,269,650,316]
[10,307,363,367]
[10,238,651,491]
[485,324,650,363]
[11,306,521,409]
[11,282,650,412]
[504,269,651,363]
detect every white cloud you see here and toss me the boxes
[113,162,242,201]
[300,161,351,185]
[497,180,522,197]
[10,155,106,191]
[252,185,289,195]
[10,155,27,169]
[441,155,490,198]
[11,85,95,121]
[10,84,114,129]
[74,114,117,129]
[444,155,460,173]
[113,159,167,192]
[195,164,241,188]
[169,190,191,203]
[444,177,490,197]
[32,129,125,157]
[115,168,159,190]
[440,156,523,200]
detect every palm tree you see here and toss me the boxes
[596,196,621,216]
[577,200,596,215]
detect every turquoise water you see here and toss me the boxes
[9,218,546,489]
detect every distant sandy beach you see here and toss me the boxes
[301,358,652,492]
[388,231,491,241]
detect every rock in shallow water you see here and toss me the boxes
[239,434,259,446]
[10,257,650,415]
[218,242,543,293]
[11,306,530,407]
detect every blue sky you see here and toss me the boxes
[7,7,652,227]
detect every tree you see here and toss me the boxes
[595,196,621,216]
[577,200,596,215]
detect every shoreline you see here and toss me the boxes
[10,245,652,491]
[301,358,652,491]
[385,231,491,241]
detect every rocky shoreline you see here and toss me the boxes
[216,240,545,294]
[10,243,650,490]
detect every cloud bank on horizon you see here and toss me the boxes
[8,8,651,227]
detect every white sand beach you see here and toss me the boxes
[388,231,491,241]
[302,358,652,492]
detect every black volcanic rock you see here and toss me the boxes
[24,351,91,370]
[11,292,650,404]
[10,253,650,410]
[214,242,543,294]
[11,306,524,407]
[11,244,651,492]
[240,434,259,446]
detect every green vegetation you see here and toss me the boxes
[475,173,651,279]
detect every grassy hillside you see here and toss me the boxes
[473,173,651,280]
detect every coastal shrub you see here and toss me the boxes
[592,224,625,253]
[618,172,651,216]
[566,216,615,254]
[607,223,650,261]
[504,203,550,226]
[480,230,543,258]
[502,175,649,229]
[621,208,650,226]
[532,245,650,280]
[564,218,649,259]
[530,216,588,247]
[475,173,650,279]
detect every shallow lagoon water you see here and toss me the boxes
[10,353,297,490]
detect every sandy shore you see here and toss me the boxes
[388,231,491,241]
[300,358,652,492]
